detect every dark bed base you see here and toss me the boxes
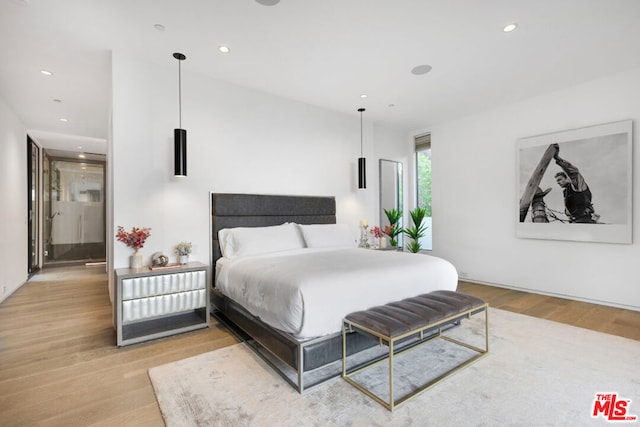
[211,288,378,392]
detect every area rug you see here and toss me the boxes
[148,308,640,426]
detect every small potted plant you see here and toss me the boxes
[383,208,403,247]
[175,241,192,264]
[403,207,428,253]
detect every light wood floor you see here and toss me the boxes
[0,267,638,426]
[457,281,640,341]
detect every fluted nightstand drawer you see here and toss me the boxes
[114,262,210,346]
[121,270,206,300]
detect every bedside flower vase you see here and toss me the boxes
[179,255,189,265]
[130,251,143,269]
[358,226,370,249]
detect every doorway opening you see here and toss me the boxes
[43,150,106,266]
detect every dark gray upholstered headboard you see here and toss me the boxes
[211,193,336,264]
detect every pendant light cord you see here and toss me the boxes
[358,107,365,157]
[173,52,186,129]
[178,59,182,129]
[360,111,363,157]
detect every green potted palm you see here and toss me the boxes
[403,207,428,253]
[383,208,403,248]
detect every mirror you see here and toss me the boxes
[379,159,403,245]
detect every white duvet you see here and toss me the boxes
[215,247,458,339]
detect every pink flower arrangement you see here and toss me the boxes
[116,226,151,250]
[370,226,383,239]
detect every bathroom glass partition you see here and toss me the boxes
[379,159,403,247]
[44,157,106,264]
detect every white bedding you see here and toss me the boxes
[215,247,458,339]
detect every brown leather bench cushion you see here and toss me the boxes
[344,290,485,338]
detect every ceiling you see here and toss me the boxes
[2,0,640,154]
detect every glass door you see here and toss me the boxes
[43,155,106,265]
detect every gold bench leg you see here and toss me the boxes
[388,340,394,411]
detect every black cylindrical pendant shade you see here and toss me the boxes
[358,157,366,189]
[174,128,187,176]
[356,107,366,190]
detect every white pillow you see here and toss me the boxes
[217,228,234,258]
[218,223,304,259]
[298,223,355,248]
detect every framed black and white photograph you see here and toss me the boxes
[517,119,632,244]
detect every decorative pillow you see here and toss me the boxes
[218,223,304,258]
[298,223,355,248]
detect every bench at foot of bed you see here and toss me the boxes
[342,290,489,411]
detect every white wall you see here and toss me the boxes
[0,96,28,304]
[429,66,640,310]
[111,52,401,271]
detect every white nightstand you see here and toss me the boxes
[114,262,209,346]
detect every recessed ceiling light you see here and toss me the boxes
[154,24,165,31]
[256,0,280,5]
[59,118,68,122]
[360,94,368,99]
[78,154,86,159]
[53,99,61,103]
[503,23,518,32]
[218,45,230,54]
[40,70,53,76]
[77,146,83,150]
[388,104,395,108]
[411,64,432,75]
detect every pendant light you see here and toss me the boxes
[173,52,187,177]
[357,107,366,189]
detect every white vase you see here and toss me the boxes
[379,237,387,249]
[179,255,189,265]
[130,252,143,269]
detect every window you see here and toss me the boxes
[415,133,432,250]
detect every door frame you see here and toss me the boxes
[27,136,41,275]
[43,151,107,265]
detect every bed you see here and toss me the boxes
[210,193,458,392]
